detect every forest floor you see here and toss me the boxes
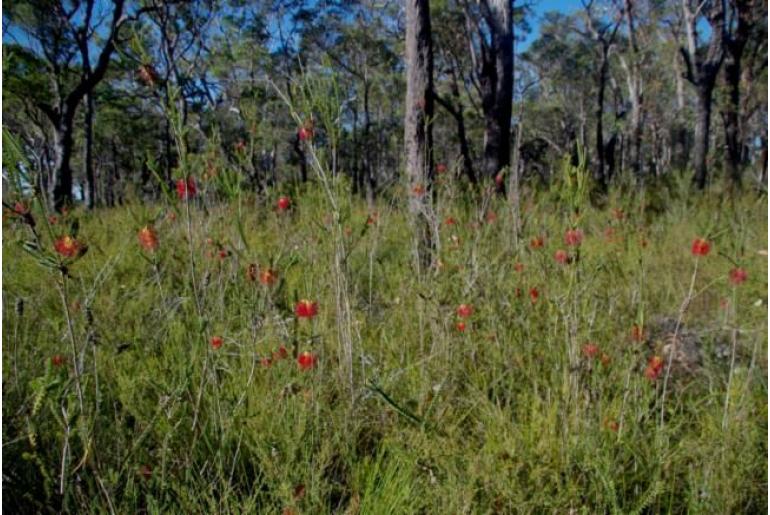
[2,179,768,512]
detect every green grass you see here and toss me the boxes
[3,181,767,513]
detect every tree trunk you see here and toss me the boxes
[51,110,76,211]
[594,53,608,189]
[723,51,743,185]
[692,86,713,189]
[84,92,96,208]
[404,0,435,269]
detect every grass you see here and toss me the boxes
[2,177,767,513]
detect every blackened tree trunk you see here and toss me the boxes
[722,0,756,186]
[84,92,96,208]
[692,87,715,189]
[404,0,435,268]
[51,109,76,210]
[480,0,513,186]
[680,0,725,189]
[595,53,609,189]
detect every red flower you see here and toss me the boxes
[412,184,426,196]
[274,346,289,360]
[582,343,599,359]
[456,321,467,333]
[277,196,291,211]
[529,287,539,304]
[295,299,318,319]
[13,202,29,216]
[260,356,273,367]
[644,355,664,381]
[456,304,474,318]
[514,262,524,273]
[604,419,619,432]
[728,267,747,286]
[210,336,224,350]
[298,123,314,141]
[564,228,583,247]
[691,238,711,257]
[218,249,230,260]
[54,235,83,258]
[494,173,504,188]
[137,225,159,252]
[530,236,544,249]
[436,163,447,174]
[554,249,568,265]
[444,216,457,226]
[176,177,197,200]
[51,354,66,367]
[631,324,645,342]
[297,351,317,370]
[48,215,58,225]
[260,268,278,286]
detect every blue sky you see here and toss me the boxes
[520,0,585,49]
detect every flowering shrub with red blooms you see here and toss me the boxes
[54,235,83,258]
[412,184,426,196]
[529,287,539,304]
[444,216,457,226]
[644,355,665,381]
[277,196,291,211]
[554,249,568,265]
[456,304,474,318]
[631,324,645,342]
[210,336,223,350]
[51,354,66,367]
[582,343,599,359]
[295,300,319,319]
[530,236,544,249]
[297,351,317,370]
[728,267,748,286]
[564,228,583,247]
[514,262,524,273]
[176,176,197,200]
[298,121,314,141]
[691,238,711,257]
[436,163,447,174]
[259,268,278,286]
[456,321,467,332]
[137,225,159,252]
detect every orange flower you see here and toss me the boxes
[260,268,278,286]
[297,351,317,370]
[412,184,426,196]
[530,236,544,249]
[456,321,467,333]
[210,336,224,350]
[691,238,711,257]
[137,225,159,252]
[631,324,645,342]
[644,355,664,381]
[456,304,473,318]
[295,299,318,319]
[54,235,83,258]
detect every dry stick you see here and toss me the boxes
[722,286,738,430]
[659,258,699,430]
